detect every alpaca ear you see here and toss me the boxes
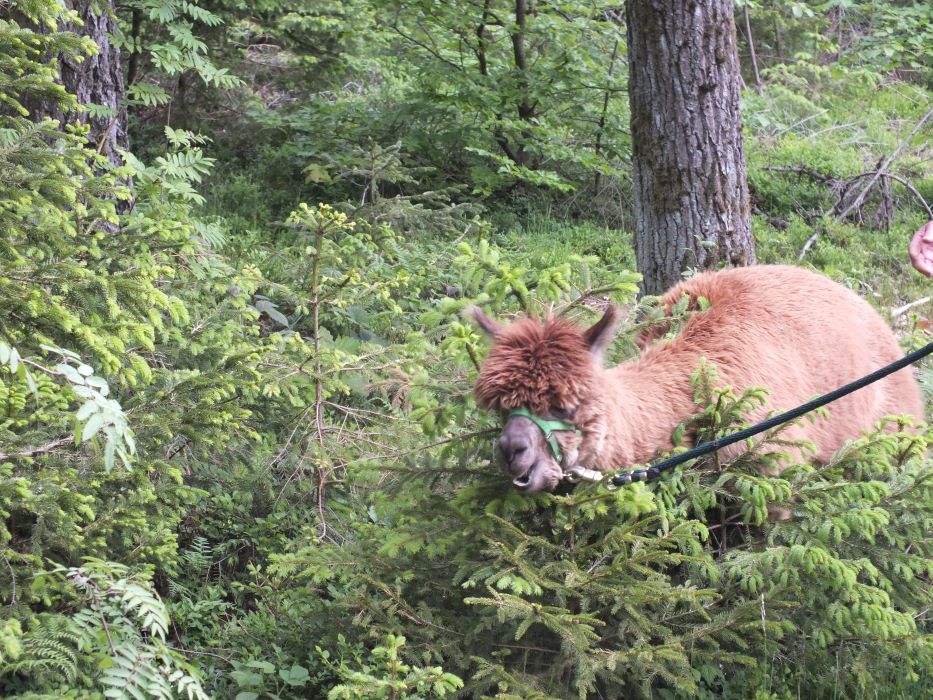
[466,306,503,338]
[583,306,620,361]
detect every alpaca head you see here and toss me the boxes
[471,307,619,492]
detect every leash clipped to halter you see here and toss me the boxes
[599,339,933,489]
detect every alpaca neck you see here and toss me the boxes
[590,353,699,469]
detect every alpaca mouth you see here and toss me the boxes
[511,463,556,492]
[512,469,533,489]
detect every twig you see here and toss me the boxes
[308,216,329,539]
[892,296,932,319]
[2,556,15,605]
[0,435,74,461]
[775,110,827,136]
[766,165,932,218]
[95,116,120,156]
[166,644,232,663]
[324,401,415,423]
[760,593,767,638]
[878,172,894,229]
[385,21,463,72]
[779,136,933,259]
[593,37,621,192]
[743,4,762,93]
[798,228,822,260]
[492,642,560,655]
[878,173,933,218]
[833,107,933,221]
[762,165,834,183]
[386,428,498,460]
[270,404,315,469]
[100,610,117,656]
[826,170,933,219]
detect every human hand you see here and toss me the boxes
[909,221,933,277]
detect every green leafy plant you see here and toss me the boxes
[3,560,208,699]
[321,634,463,700]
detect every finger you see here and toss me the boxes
[909,230,924,258]
[912,253,933,277]
[915,220,933,242]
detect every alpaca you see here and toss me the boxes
[472,265,924,493]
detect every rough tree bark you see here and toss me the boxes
[27,0,128,167]
[626,0,754,296]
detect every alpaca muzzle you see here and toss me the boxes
[496,408,592,491]
[499,408,603,486]
[506,408,580,465]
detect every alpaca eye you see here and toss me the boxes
[551,406,574,420]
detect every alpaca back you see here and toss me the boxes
[631,265,923,462]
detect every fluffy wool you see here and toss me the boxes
[473,318,596,416]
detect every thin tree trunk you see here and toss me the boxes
[474,0,528,167]
[743,5,762,92]
[626,0,754,296]
[509,0,533,167]
[593,38,620,193]
[126,9,143,87]
[773,1,783,62]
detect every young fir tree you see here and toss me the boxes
[1,0,270,695]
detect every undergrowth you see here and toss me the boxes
[2,1,932,697]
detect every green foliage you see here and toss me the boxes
[2,1,299,696]
[2,560,208,699]
[739,1,932,83]
[0,1,93,117]
[114,0,241,108]
[191,0,632,227]
[320,634,463,700]
[3,0,932,697]
[746,61,931,221]
[369,0,627,194]
[832,1,933,75]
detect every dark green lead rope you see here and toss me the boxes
[610,340,933,487]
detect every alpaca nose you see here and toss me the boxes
[499,431,530,468]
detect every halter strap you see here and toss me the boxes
[507,408,581,465]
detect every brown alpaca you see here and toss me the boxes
[472,265,924,493]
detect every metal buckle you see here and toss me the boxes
[562,465,604,484]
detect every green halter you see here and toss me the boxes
[507,408,581,465]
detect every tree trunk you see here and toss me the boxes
[28,0,128,167]
[626,0,754,296]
